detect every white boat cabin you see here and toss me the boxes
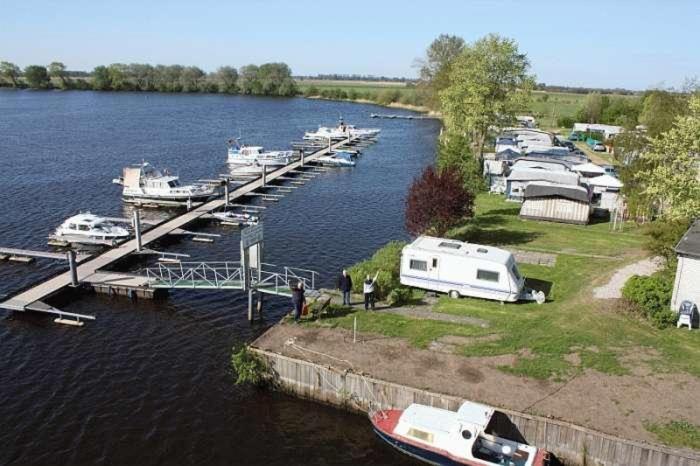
[395,401,539,466]
[400,236,525,302]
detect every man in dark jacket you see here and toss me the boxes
[291,281,305,322]
[337,269,353,305]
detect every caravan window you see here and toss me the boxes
[432,258,438,268]
[409,259,428,272]
[477,269,500,282]
[511,264,522,281]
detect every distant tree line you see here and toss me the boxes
[0,61,297,96]
[536,83,638,96]
[297,73,413,83]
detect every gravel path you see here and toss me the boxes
[593,256,664,299]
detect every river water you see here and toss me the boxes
[0,90,439,466]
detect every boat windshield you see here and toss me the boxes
[472,435,530,466]
[168,180,180,188]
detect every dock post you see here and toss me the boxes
[300,149,305,167]
[67,250,79,287]
[224,181,230,205]
[262,164,267,187]
[133,210,142,252]
[247,288,254,322]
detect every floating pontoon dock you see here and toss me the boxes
[0,136,358,321]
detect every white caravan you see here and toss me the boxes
[400,236,545,303]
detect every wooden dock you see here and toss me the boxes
[0,136,357,316]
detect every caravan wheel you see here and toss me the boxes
[449,290,460,299]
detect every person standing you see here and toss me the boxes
[363,273,378,311]
[337,269,353,306]
[291,281,305,322]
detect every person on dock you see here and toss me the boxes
[291,281,306,322]
[363,273,378,311]
[337,269,353,306]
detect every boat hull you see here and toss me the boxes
[371,410,549,466]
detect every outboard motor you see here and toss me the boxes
[677,300,699,330]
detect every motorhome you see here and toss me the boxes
[400,236,544,303]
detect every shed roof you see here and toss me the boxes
[588,174,623,188]
[675,220,700,259]
[524,182,590,203]
[507,168,579,185]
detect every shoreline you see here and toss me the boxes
[251,320,700,466]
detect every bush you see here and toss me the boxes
[303,85,319,97]
[622,274,675,328]
[556,116,575,128]
[348,241,406,300]
[230,345,270,386]
[387,287,413,306]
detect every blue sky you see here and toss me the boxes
[2,0,698,90]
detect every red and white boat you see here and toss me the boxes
[371,401,549,466]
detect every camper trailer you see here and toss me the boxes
[400,236,545,303]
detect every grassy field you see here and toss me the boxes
[313,194,700,382]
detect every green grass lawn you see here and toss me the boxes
[313,194,700,381]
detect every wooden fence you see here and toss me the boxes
[251,347,700,466]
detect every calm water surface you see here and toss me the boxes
[0,90,439,466]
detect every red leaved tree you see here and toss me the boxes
[405,166,474,236]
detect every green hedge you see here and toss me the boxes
[622,274,676,328]
[348,241,406,301]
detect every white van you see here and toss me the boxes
[400,236,545,303]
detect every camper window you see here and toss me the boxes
[432,258,438,268]
[511,264,521,281]
[477,269,500,282]
[438,241,461,250]
[409,259,428,272]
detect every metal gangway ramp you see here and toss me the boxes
[141,261,318,298]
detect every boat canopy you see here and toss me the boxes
[456,401,495,429]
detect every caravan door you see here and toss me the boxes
[427,255,440,282]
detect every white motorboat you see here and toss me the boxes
[304,118,381,141]
[115,162,216,206]
[51,213,130,246]
[211,211,259,226]
[371,401,550,466]
[227,139,294,172]
[315,151,356,167]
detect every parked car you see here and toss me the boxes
[593,143,606,152]
[568,132,581,141]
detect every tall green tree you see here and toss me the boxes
[180,66,205,92]
[0,61,21,87]
[48,61,69,88]
[24,65,50,89]
[440,34,534,160]
[639,90,686,137]
[215,66,239,93]
[129,63,155,91]
[435,131,485,194]
[418,34,465,108]
[238,64,261,95]
[634,94,700,220]
[577,92,604,123]
[92,65,112,90]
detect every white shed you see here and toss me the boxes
[671,220,700,311]
[586,174,624,211]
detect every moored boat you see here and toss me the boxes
[115,162,216,206]
[51,213,130,246]
[304,117,381,141]
[211,211,259,226]
[226,138,294,170]
[371,401,549,466]
[315,151,356,167]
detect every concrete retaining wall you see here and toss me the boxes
[252,347,700,466]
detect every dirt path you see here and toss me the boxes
[255,323,700,444]
[593,256,663,299]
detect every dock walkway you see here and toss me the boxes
[0,137,356,313]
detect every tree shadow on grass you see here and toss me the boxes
[525,277,553,297]
[452,226,543,247]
